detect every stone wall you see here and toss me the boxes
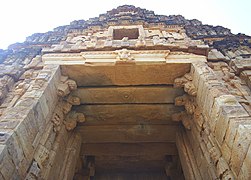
[0,5,251,180]
[175,61,251,179]
[0,65,82,179]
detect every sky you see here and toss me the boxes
[0,0,250,49]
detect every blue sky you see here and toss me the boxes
[0,0,250,49]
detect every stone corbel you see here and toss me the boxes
[172,111,192,130]
[61,101,72,115]
[174,73,197,96]
[51,75,80,132]
[51,99,83,132]
[175,94,196,115]
[57,76,77,97]
[184,82,197,96]
[65,95,81,106]
[64,111,85,131]
[51,105,64,132]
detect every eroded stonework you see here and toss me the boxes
[0,5,251,180]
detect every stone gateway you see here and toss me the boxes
[0,5,251,180]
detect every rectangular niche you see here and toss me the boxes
[113,28,139,40]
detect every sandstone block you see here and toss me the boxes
[214,112,230,146]
[230,124,251,176]
[34,144,50,169]
[38,94,49,120]
[0,119,21,130]
[0,145,16,180]
[224,117,251,150]
[238,145,251,179]
[221,142,232,164]
[17,157,31,179]
[6,132,26,168]
[14,115,39,163]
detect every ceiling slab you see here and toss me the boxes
[76,124,180,143]
[61,63,190,86]
[81,142,178,156]
[72,86,184,104]
[74,104,182,125]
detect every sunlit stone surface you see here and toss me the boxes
[0,5,251,180]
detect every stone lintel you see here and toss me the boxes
[43,50,207,65]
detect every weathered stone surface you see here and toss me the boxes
[238,144,251,179]
[81,143,178,156]
[61,64,191,86]
[74,104,182,125]
[229,124,251,177]
[77,125,179,143]
[0,5,251,180]
[73,86,184,104]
